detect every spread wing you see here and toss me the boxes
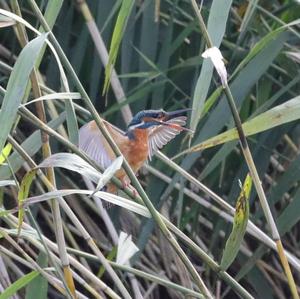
[148,116,187,159]
[79,121,115,169]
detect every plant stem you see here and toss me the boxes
[74,0,132,124]
[16,105,253,298]
[26,1,213,297]
[190,1,299,298]
[10,1,77,297]
[6,132,129,299]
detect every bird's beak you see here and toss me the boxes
[158,108,194,133]
[163,108,192,121]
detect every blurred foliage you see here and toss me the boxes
[0,0,300,298]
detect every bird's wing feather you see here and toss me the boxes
[148,116,187,159]
[79,121,115,169]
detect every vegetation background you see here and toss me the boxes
[0,0,300,298]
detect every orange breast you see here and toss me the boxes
[106,128,149,191]
[123,129,149,173]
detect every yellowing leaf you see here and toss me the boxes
[220,174,252,271]
[0,143,12,165]
[17,170,36,238]
[181,95,300,154]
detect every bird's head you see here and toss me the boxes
[127,108,192,132]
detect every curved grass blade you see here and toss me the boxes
[220,174,252,270]
[22,92,81,107]
[0,270,39,299]
[38,153,124,195]
[103,0,134,94]
[185,95,300,153]
[0,180,16,187]
[90,156,123,197]
[0,113,66,180]
[0,15,15,28]
[37,153,101,183]
[23,189,151,218]
[232,19,300,79]
[0,33,48,154]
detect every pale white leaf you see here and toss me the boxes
[91,156,124,196]
[116,231,139,265]
[21,92,81,107]
[202,46,227,87]
[0,15,15,28]
[0,180,16,187]
[23,189,151,218]
[38,153,101,183]
[285,51,300,64]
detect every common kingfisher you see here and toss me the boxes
[79,108,191,193]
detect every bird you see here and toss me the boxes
[79,108,191,193]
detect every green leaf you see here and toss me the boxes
[0,208,15,218]
[236,0,259,43]
[103,0,134,94]
[25,252,48,299]
[190,0,233,133]
[0,33,48,154]
[278,185,300,235]
[0,113,66,180]
[17,170,37,238]
[0,271,40,299]
[42,0,64,30]
[0,143,12,165]
[231,19,300,79]
[98,246,117,278]
[220,174,252,270]
[187,95,300,153]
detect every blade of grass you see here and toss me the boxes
[190,0,232,133]
[0,271,40,299]
[220,175,252,270]
[178,95,300,154]
[0,33,47,154]
[8,2,77,295]
[27,3,213,296]
[103,0,134,95]
[25,252,48,299]
[190,2,299,297]
[76,0,132,123]
[0,113,66,180]
[9,110,131,299]
[0,14,15,27]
